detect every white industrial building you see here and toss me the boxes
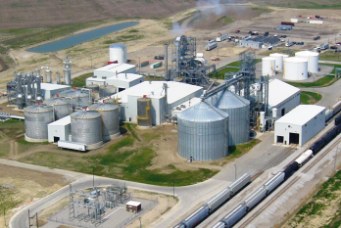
[35,83,71,100]
[93,63,136,80]
[274,105,325,146]
[106,81,203,125]
[269,79,300,118]
[48,115,71,143]
[86,73,144,91]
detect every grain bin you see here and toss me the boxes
[208,90,250,146]
[109,43,127,64]
[71,111,103,149]
[89,103,120,140]
[177,101,228,161]
[295,51,319,73]
[43,98,72,120]
[99,85,117,98]
[59,89,91,108]
[283,57,308,81]
[137,97,152,127]
[24,105,54,142]
[262,57,276,77]
[269,53,289,72]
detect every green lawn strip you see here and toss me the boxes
[287,76,338,88]
[72,72,92,87]
[300,91,322,104]
[227,139,261,159]
[288,170,341,226]
[210,59,261,79]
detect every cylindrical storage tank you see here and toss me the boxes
[208,90,250,146]
[88,103,120,140]
[137,97,152,127]
[99,85,116,98]
[24,105,54,142]
[59,89,91,108]
[262,57,276,77]
[43,98,72,120]
[177,101,229,161]
[283,57,308,81]
[86,84,100,92]
[109,43,127,64]
[295,51,319,73]
[269,53,289,72]
[71,111,103,149]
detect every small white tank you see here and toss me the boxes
[295,51,319,73]
[262,57,276,77]
[269,53,289,72]
[109,43,127,64]
[284,57,308,81]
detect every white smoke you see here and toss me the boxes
[171,21,187,36]
[196,0,225,16]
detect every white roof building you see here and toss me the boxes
[104,81,203,125]
[33,83,71,100]
[275,105,325,146]
[93,63,136,80]
[47,115,71,143]
[269,79,300,118]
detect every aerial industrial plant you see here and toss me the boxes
[0,1,340,228]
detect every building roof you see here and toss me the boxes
[269,79,300,107]
[40,83,71,91]
[126,201,141,207]
[244,35,280,45]
[276,105,325,126]
[94,63,135,73]
[48,115,71,126]
[109,81,203,104]
[107,73,143,82]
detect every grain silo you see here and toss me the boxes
[262,57,276,77]
[208,90,250,146]
[109,43,127,64]
[59,89,91,108]
[295,51,319,73]
[177,101,228,161]
[43,98,72,120]
[284,57,308,81]
[137,97,152,127]
[24,105,54,142]
[269,53,289,72]
[71,111,103,149]
[89,103,120,140]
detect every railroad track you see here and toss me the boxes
[238,136,341,227]
[238,176,300,228]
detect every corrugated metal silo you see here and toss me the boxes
[43,98,72,120]
[89,103,120,140]
[177,101,228,161]
[71,111,103,149]
[24,105,54,142]
[208,90,250,146]
[137,97,152,127]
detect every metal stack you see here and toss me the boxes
[63,57,72,85]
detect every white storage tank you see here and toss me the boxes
[269,53,289,72]
[262,57,276,77]
[109,43,127,64]
[284,57,308,81]
[295,51,319,73]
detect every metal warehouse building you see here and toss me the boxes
[269,79,300,119]
[274,105,325,146]
[86,73,143,91]
[107,81,203,125]
[33,83,71,100]
[93,63,136,79]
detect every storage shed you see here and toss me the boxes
[126,201,141,213]
[274,105,325,146]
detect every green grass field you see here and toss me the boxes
[210,60,261,79]
[300,91,322,104]
[72,72,92,87]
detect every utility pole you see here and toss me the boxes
[234,163,237,181]
[92,167,95,188]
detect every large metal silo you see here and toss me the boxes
[137,97,152,127]
[177,101,228,161]
[208,89,250,146]
[43,98,72,120]
[24,105,54,142]
[89,103,120,140]
[59,89,91,108]
[71,111,103,149]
